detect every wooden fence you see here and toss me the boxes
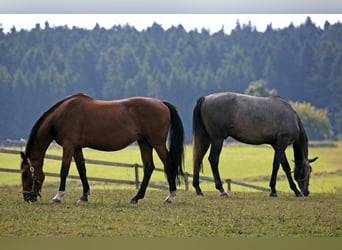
[0,148,270,192]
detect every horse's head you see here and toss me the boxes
[20,152,45,202]
[294,156,318,196]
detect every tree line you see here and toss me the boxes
[0,16,341,142]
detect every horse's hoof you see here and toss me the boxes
[51,199,61,204]
[77,199,88,204]
[130,199,138,204]
[296,192,304,197]
[79,196,88,202]
[164,198,172,204]
[196,191,204,196]
[269,192,278,197]
[220,192,228,197]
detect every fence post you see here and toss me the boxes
[134,164,139,189]
[226,179,232,192]
[184,172,189,191]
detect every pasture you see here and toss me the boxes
[0,142,341,237]
[0,187,341,237]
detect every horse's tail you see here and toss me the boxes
[192,96,208,173]
[163,101,185,181]
[192,96,208,170]
[192,96,207,139]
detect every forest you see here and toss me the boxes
[0,16,341,142]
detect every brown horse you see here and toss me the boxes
[20,93,184,204]
[192,92,318,197]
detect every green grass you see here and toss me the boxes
[0,143,341,237]
[0,187,341,237]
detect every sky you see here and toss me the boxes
[0,14,341,34]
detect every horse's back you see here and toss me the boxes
[201,92,300,144]
[55,95,168,123]
[120,97,169,119]
[51,95,170,149]
[120,97,171,134]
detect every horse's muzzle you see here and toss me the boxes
[23,192,39,202]
[298,184,310,197]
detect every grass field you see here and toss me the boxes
[0,142,341,237]
[0,187,341,237]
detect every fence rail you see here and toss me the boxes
[0,147,270,192]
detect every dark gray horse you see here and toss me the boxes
[192,92,318,197]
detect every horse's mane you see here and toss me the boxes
[25,93,87,156]
[298,114,309,156]
[293,112,309,162]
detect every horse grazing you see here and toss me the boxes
[192,92,318,197]
[20,93,184,204]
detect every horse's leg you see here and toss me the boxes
[154,144,177,203]
[208,140,227,196]
[52,145,74,203]
[269,147,283,197]
[130,140,154,204]
[74,148,90,202]
[280,153,303,197]
[192,134,211,196]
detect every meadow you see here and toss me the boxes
[0,187,341,237]
[0,142,341,237]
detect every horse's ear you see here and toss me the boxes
[20,152,26,161]
[309,156,318,163]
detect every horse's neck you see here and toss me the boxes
[296,116,309,160]
[293,135,308,168]
[27,135,53,166]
